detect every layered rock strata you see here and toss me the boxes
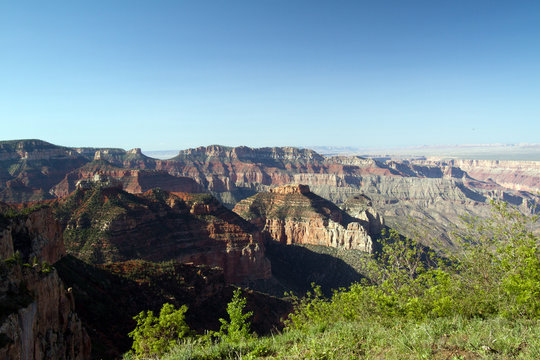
[233,185,382,252]
[412,159,540,194]
[0,140,88,203]
[2,140,539,247]
[54,186,271,283]
[50,161,202,197]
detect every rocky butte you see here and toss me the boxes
[233,184,383,253]
[53,182,271,284]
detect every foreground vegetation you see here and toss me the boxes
[157,316,539,360]
[125,202,539,359]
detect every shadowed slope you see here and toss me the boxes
[53,186,271,283]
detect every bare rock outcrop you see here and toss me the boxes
[1,208,67,264]
[51,162,203,198]
[269,184,310,195]
[0,208,91,360]
[412,159,540,194]
[342,195,384,235]
[233,185,381,252]
[0,140,88,203]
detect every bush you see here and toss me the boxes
[128,303,191,358]
[453,201,540,318]
[286,201,539,331]
[218,289,254,343]
[128,201,539,359]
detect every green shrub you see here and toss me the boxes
[454,201,540,318]
[41,262,53,274]
[125,201,539,359]
[218,289,254,343]
[286,201,539,330]
[128,303,191,358]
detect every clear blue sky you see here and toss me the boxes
[1,1,539,151]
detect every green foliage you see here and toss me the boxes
[128,303,191,358]
[125,200,539,359]
[0,203,49,219]
[41,261,53,273]
[181,193,216,208]
[55,187,145,263]
[4,250,23,265]
[375,227,436,282]
[124,289,255,359]
[453,201,540,318]
[286,201,539,331]
[160,316,540,360]
[218,289,254,343]
[3,251,54,277]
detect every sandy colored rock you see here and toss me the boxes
[234,185,382,252]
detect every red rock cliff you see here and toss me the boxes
[51,162,203,197]
[0,208,91,360]
[55,187,271,283]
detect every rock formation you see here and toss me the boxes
[0,140,89,203]
[411,158,540,194]
[53,186,271,283]
[50,161,203,197]
[0,207,91,360]
[233,185,382,252]
[1,140,538,248]
[164,145,539,246]
[54,256,290,359]
[0,202,281,360]
[342,195,384,235]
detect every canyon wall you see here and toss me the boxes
[50,163,203,197]
[412,159,540,194]
[164,145,539,246]
[54,186,271,283]
[234,184,383,252]
[1,140,538,247]
[0,208,91,360]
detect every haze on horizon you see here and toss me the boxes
[1,1,539,151]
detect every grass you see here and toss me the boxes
[127,315,539,360]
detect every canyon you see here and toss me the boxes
[54,256,290,359]
[2,139,539,247]
[0,203,289,359]
[1,139,539,359]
